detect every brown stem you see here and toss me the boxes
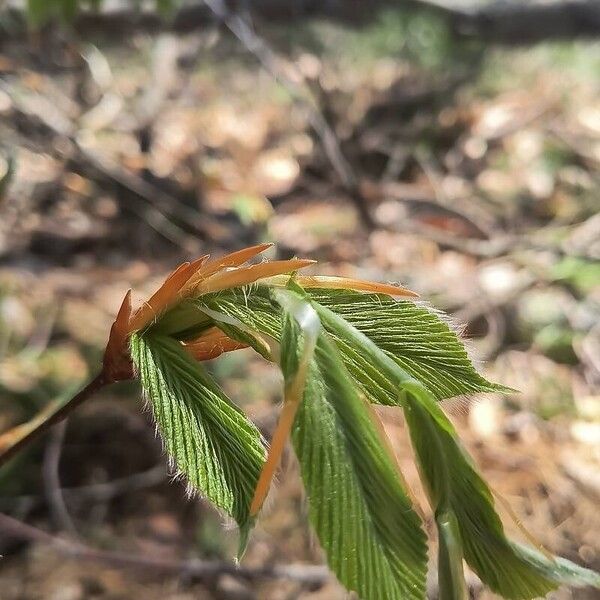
[0,371,109,469]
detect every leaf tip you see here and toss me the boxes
[237,516,256,562]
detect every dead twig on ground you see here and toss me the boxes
[42,420,79,537]
[0,80,201,250]
[0,465,167,511]
[0,512,330,587]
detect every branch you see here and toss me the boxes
[1,1,385,37]
[0,512,330,586]
[0,372,108,469]
[4,1,599,42]
[409,0,600,43]
[0,80,201,250]
[42,420,79,536]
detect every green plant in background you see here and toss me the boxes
[25,0,178,26]
[1,244,599,600]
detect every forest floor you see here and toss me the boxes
[0,6,599,599]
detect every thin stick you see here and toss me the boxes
[0,371,109,469]
[43,420,79,536]
[0,512,329,586]
[0,465,167,510]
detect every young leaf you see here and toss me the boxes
[403,389,600,599]
[170,285,506,402]
[291,336,428,600]
[274,291,428,600]
[201,287,429,598]
[130,332,266,529]
[159,281,599,597]
[309,288,510,401]
[314,302,600,599]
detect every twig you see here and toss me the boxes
[43,420,78,536]
[0,465,167,511]
[0,371,108,469]
[0,512,330,587]
[0,80,198,249]
[4,0,599,43]
[62,464,166,503]
[387,218,515,257]
[203,0,376,229]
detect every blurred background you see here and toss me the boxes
[0,1,599,598]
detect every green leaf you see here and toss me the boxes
[313,302,600,599]
[403,389,600,599]
[274,291,428,600]
[27,0,54,26]
[201,287,429,597]
[169,285,507,402]
[130,332,266,529]
[237,290,320,559]
[188,292,429,596]
[509,542,600,589]
[160,282,599,597]
[201,289,282,340]
[309,289,511,401]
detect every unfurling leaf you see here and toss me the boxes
[197,287,429,598]
[403,390,600,599]
[309,289,512,401]
[130,332,266,529]
[278,291,428,600]
[8,244,599,600]
[167,285,505,401]
[312,300,600,600]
